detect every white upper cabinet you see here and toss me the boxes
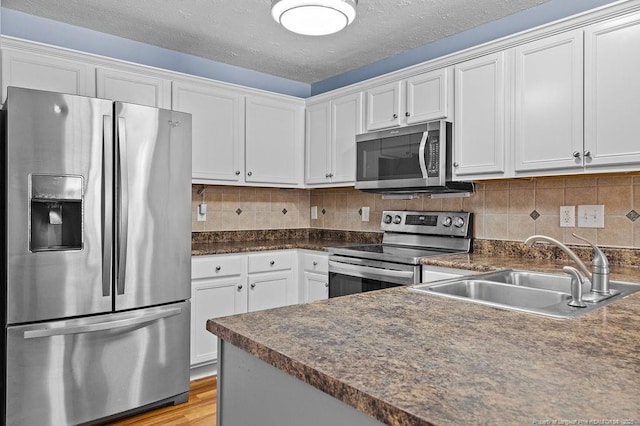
[365,81,402,131]
[584,11,640,170]
[453,52,507,179]
[1,48,95,101]
[305,92,362,186]
[331,92,362,184]
[364,68,449,131]
[305,102,332,185]
[513,30,584,174]
[96,67,171,108]
[245,95,304,186]
[405,68,449,124]
[172,80,244,183]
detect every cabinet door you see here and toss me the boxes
[173,81,244,182]
[453,52,506,178]
[405,69,448,124]
[247,271,293,312]
[245,96,304,185]
[191,278,247,365]
[1,48,94,101]
[96,67,171,108]
[305,102,332,184]
[331,92,362,184]
[304,271,329,303]
[365,81,401,131]
[585,12,640,169]
[513,30,583,173]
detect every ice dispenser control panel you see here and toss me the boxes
[30,175,84,252]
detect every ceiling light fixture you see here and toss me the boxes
[271,0,358,36]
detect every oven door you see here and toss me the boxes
[328,255,420,298]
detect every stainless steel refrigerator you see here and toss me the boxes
[1,87,192,425]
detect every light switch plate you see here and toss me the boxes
[311,206,318,220]
[577,205,604,228]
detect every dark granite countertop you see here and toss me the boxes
[208,253,640,425]
[192,238,354,255]
[191,229,381,256]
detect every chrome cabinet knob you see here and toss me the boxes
[270,260,275,266]
[250,283,256,289]
[215,266,221,271]
[405,112,410,117]
[247,171,253,176]
[313,261,318,266]
[235,170,241,175]
[392,113,398,119]
[325,173,329,178]
[328,173,333,178]
[325,283,329,288]
[237,284,243,290]
[572,151,581,158]
[453,162,459,168]
[584,150,592,157]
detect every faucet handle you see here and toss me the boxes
[571,233,609,270]
[563,266,587,308]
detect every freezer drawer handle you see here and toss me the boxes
[23,307,182,339]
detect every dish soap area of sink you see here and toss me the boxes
[412,233,640,319]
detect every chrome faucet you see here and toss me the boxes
[524,233,611,303]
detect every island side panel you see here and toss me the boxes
[217,340,386,426]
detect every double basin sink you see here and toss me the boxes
[411,269,640,319]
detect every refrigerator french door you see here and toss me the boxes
[2,87,192,425]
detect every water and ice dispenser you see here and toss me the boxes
[30,175,83,252]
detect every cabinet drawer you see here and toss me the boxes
[303,253,328,273]
[191,255,243,279]
[248,252,293,273]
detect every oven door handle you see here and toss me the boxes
[329,260,414,282]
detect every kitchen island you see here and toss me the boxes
[207,255,640,425]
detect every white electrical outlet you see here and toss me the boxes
[577,204,604,228]
[559,206,575,228]
[361,206,370,222]
[197,203,207,222]
[311,206,318,220]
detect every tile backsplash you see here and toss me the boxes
[193,174,640,248]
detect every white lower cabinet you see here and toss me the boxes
[300,251,329,302]
[303,272,329,302]
[191,250,298,367]
[190,254,246,367]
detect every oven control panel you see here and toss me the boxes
[380,211,471,237]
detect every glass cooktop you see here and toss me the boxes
[328,244,460,265]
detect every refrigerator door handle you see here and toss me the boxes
[116,117,129,295]
[102,115,113,297]
[23,307,182,339]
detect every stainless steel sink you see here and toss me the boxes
[411,269,640,319]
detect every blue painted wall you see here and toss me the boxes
[0,0,622,98]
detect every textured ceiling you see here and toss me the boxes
[3,0,550,84]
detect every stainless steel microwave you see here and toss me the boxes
[355,120,474,194]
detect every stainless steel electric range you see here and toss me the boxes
[327,210,473,298]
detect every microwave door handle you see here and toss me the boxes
[418,130,429,179]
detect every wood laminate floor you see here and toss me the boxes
[112,376,217,425]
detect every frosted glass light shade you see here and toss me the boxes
[271,0,358,36]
